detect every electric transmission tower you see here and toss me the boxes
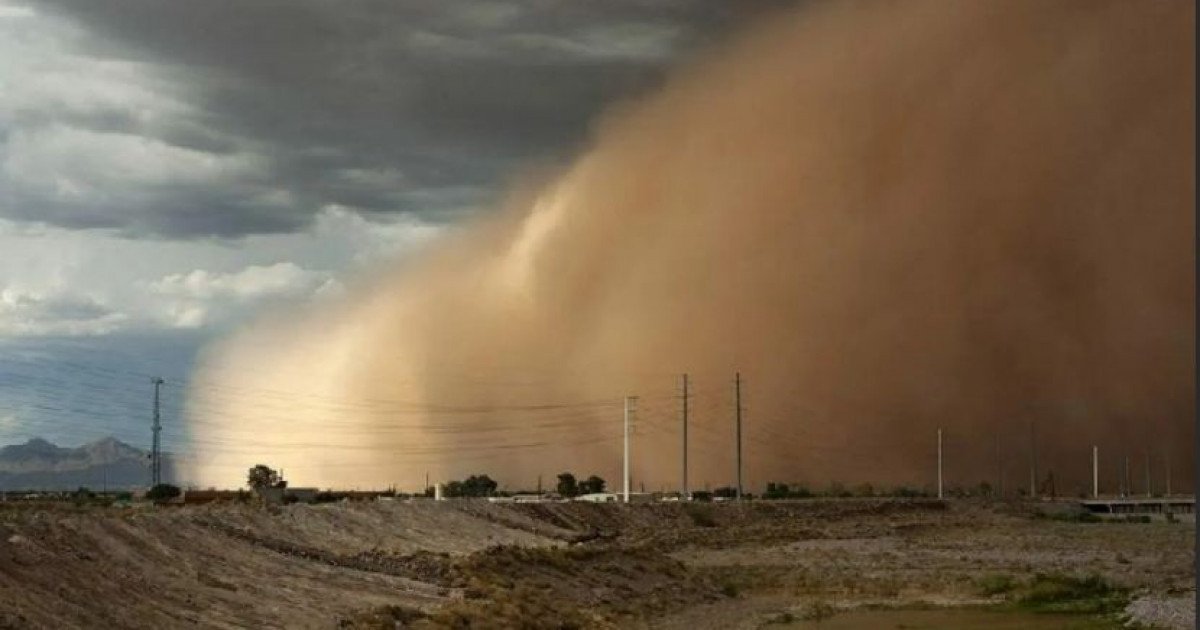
[150,377,164,486]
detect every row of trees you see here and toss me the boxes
[554,472,606,498]
[423,472,609,498]
[762,480,1006,499]
[244,464,1017,501]
[443,474,499,498]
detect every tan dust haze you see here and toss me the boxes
[185,0,1195,495]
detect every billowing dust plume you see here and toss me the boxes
[185,0,1194,494]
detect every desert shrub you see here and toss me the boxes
[1017,573,1128,614]
[712,486,737,499]
[146,484,181,501]
[823,482,851,498]
[977,573,1017,596]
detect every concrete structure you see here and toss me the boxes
[513,494,559,503]
[1080,497,1194,519]
[576,492,618,503]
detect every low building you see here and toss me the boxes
[1079,497,1194,519]
[575,492,618,503]
[513,493,560,503]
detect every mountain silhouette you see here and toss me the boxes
[0,437,178,490]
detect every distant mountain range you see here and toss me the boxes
[0,437,179,490]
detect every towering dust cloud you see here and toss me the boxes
[186,0,1195,494]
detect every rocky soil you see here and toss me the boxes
[0,499,1191,629]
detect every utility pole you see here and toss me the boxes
[937,428,944,500]
[1165,452,1171,497]
[994,428,1003,499]
[624,396,636,503]
[150,377,164,487]
[1092,446,1099,498]
[680,373,690,501]
[734,372,743,502]
[537,474,542,495]
[1117,456,1125,497]
[1123,456,1131,498]
[1028,420,1037,499]
[1144,450,1152,498]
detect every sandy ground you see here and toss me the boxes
[0,499,1191,629]
[657,503,1194,629]
[0,501,568,629]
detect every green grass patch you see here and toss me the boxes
[1012,573,1129,615]
[977,573,1018,596]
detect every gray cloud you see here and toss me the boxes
[2,0,793,239]
[0,289,127,337]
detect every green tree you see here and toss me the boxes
[443,474,499,497]
[764,482,789,499]
[463,474,498,497]
[578,475,606,495]
[247,464,284,489]
[146,484,181,501]
[556,472,579,498]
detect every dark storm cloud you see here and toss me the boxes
[5,0,793,239]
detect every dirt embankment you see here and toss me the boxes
[0,499,1191,629]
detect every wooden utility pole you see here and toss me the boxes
[734,372,743,501]
[681,374,690,501]
[1144,450,1152,497]
[1165,452,1172,497]
[1123,456,1131,498]
[994,428,1003,499]
[624,396,636,503]
[937,428,944,500]
[1028,420,1037,499]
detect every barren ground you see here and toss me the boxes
[0,499,1191,629]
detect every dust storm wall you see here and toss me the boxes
[185,0,1195,494]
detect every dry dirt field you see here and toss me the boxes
[0,499,1192,629]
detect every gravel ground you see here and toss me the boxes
[1125,594,1196,630]
[0,499,1191,629]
